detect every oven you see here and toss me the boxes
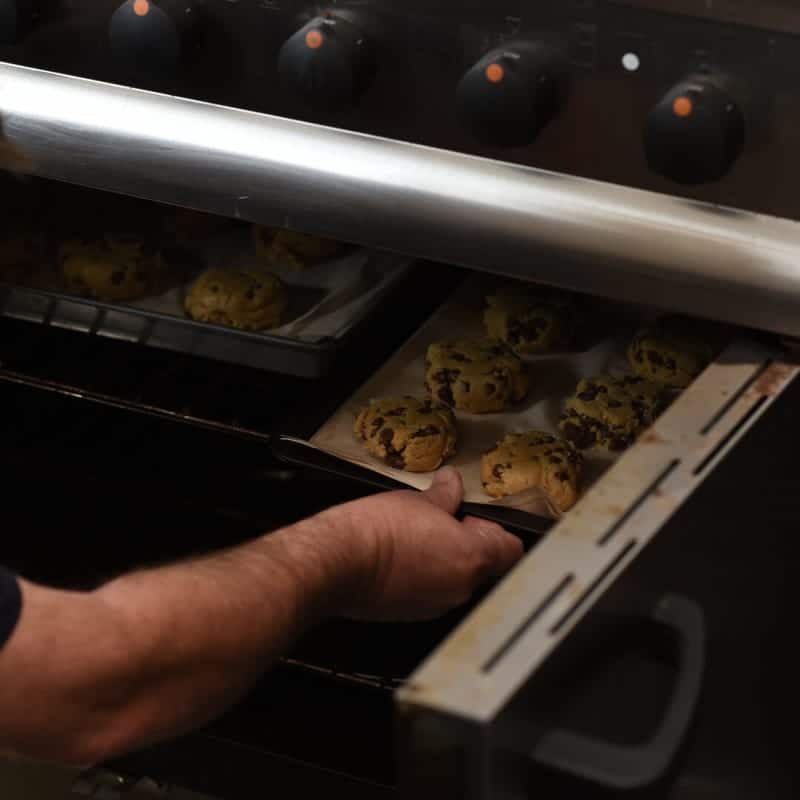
[0,1,798,798]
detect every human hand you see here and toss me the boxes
[325,468,524,621]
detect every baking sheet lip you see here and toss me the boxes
[0,283,340,349]
[272,434,555,538]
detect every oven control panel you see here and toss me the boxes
[2,0,799,218]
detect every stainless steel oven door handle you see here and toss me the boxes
[531,593,705,790]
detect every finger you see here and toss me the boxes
[422,467,463,515]
[463,516,524,577]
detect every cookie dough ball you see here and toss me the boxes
[628,316,718,389]
[484,288,573,354]
[184,267,287,331]
[254,224,340,270]
[59,234,161,302]
[481,431,582,511]
[354,396,457,473]
[425,338,529,414]
[559,374,665,452]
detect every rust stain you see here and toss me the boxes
[753,363,794,397]
[641,429,668,445]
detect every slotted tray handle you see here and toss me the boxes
[271,435,554,540]
[531,593,705,790]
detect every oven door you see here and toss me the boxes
[398,353,798,800]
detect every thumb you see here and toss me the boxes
[423,467,463,515]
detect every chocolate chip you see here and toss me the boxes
[485,383,496,395]
[110,270,125,285]
[412,425,440,438]
[385,452,406,469]
[210,284,219,293]
[385,407,406,417]
[371,416,385,435]
[433,369,460,383]
[492,464,506,478]
[461,381,471,393]
[578,388,599,402]
[566,448,581,465]
[450,351,471,362]
[606,399,623,408]
[549,456,562,464]
[438,386,454,405]
[646,350,664,366]
[561,421,596,449]
[380,428,394,445]
[556,471,570,481]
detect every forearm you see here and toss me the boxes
[0,469,522,766]
[0,509,360,765]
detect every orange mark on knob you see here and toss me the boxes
[485,63,505,83]
[305,29,324,49]
[133,0,150,16]
[672,95,693,118]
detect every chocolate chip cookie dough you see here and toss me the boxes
[628,315,718,389]
[354,396,457,472]
[255,224,340,270]
[184,267,288,331]
[481,431,582,511]
[559,374,665,452]
[59,234,162,302]
[484,287,573,354]
[425,338,529,414]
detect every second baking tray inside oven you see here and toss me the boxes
[0,183,415,378]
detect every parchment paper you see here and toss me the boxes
[306,275,644,518]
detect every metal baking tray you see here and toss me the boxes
[0,245,415,379]
[272,274,744,538]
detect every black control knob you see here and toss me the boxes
[0,0,33,45]
[643,77,745,185]
[456,42,567,147]
[278,16,375,111]
[109,0,199,76]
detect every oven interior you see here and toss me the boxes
[0,175,795,798]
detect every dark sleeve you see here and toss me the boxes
[0,567,21,650]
